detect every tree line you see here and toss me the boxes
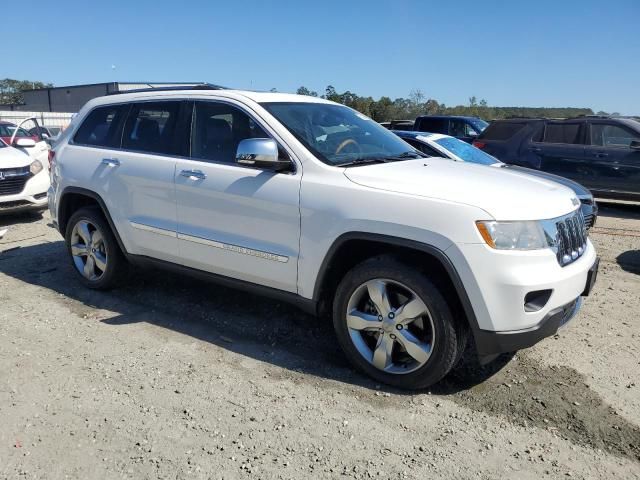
[0,78,52,105]
[296,86,600,122]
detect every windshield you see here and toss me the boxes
[434,136,500,166]
[470,119,489,132]
[261,102,424,166]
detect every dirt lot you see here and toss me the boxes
[1,204,639,480]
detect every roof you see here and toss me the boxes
[21,81,209,92]
[85,89,335,108]
[415,115,482,121]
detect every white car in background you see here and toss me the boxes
[0,137,50,214]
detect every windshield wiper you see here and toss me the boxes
[334,158,391,167]
[387,151,427,159]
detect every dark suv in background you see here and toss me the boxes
[414,116,489,143]
[474,116,640,201]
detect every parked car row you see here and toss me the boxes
[473,116,640,201]
[46,86,599,389]
[384,113,640,202]
[392,130,598,228]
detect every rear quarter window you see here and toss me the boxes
[479,122,526,141]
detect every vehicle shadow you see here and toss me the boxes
[0,240,507,395]
[617,250,640,275]
[0,210,44,228]
[596,200,640,220]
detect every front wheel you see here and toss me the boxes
[333,256,465,389]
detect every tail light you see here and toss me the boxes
[473,140,486,149]
[48,149,56,170]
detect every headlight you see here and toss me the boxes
[476,220,550,250]
[29,160,43,175]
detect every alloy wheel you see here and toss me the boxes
[345,278,435,374]
[70,220,108,281]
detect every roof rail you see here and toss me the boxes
[565,114,610,120]
[106,83,227,95]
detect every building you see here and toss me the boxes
[7,82,207,113]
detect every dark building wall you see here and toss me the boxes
[21,83,117,112]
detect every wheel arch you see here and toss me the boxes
[58,187,127,254]
[312,232,480,334]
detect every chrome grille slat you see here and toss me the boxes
[554,210,588,267]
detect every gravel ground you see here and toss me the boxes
[0,204,639,480]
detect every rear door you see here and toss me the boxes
[585,121,640,196]
[528,121,587,184]
[68,100,186,262]
[174,100,301,293]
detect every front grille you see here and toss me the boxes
[555,211,587,267]
[583,213,595,229]
[0,166,31,196]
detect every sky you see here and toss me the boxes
[4,0,640,114]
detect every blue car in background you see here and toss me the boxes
[413,116,489,143]
[393,130,598,228]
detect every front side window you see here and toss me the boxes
[590,124,640,147]
[74,105,128,147]
[449,120,468,138]
[434,136,500,165]
[122,102,181,155]
[262,102,423,166]
[542,123,582,144]
[404,138,440,157]
[191,102,268,163]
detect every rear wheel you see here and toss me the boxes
[65,207,125,289]
[333,256,464,389]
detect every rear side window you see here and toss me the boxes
[480,122,526,141]
[415,118,448,134]
[542,123,582,144]
[122,102,182,155]
[590,124,639,147]
[74,105,128,147]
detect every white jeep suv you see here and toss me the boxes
[48,86,599,389]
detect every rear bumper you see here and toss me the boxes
[474,297,581,358]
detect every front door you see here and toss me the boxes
[174,100,301,293]
[528,122,587,184]
[585,122,640,196]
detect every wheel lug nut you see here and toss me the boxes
[396,324,403,330]
[388,312,395,319]
[390,334,396,340]
[378,315,383,321]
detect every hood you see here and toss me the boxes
[343,159,579,221]
[505,165,592,199]
[0,145,32,168]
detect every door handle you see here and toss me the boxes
[529,146,542,153]
[101,158,120,167]
[594,152,609,158]
[180,169,207,180]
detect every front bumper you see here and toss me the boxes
[474,297,582,358]
[0,170,49,214]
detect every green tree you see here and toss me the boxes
[296,86,318,97]
[0,78,53,105]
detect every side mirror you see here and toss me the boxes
[236,138,291,171]
[14,138,36,148]
[467,130,478,138]
[630,140,640,150]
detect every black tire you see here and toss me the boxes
[65,207,125,290]
[332,255,466,390]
